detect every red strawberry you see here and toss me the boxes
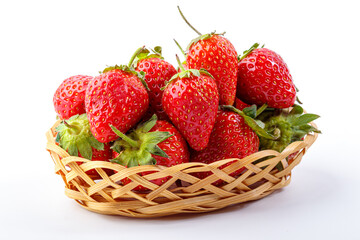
[191,109,259,186]
[134,47,177,120]
[84,143,113,176]
[85,47,149,143]
[237,43,296,108]
[178,7,238,105]
[55,114,113,176]
[53,75,93,119]
[111,115,189,191]
[235,97,250,110]
[162,57,219,151]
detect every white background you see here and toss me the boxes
[1,0,359,239]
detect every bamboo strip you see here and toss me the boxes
[45,119,319,218]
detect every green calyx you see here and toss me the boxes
[177,6,225,51]
[110,115,173,168]
[55,114,104,160]
[258,104,321,153]
[221,105,275,140]
[160,55,214,91]
[238,42,265,61]
[186,31,226,51]
[101,46,150,91]
[131,46,164,69]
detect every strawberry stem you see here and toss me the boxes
[110,125,139,148]
[177,6,202,36]
[256,104,268,117]
[176,54,186,72]
[173,39,186,58]
[63,120,81,135]
[128,46,146,67]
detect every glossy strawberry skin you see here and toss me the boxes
[135,58,177,120]
[53,75,93,119]
[186,35,238,105]
[191,110,259,186]
[237,48,296,108]
[115,120,190,191]
[85,70,149,143]
[162,75,219,151]
[235,97,250,110]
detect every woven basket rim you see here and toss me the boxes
[46,119,318,218]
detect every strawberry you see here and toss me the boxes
[257,105,320,153]
[55,114,113,176]
[256,105,320,170]
[178,7,238,105]
[191,109,259,186]
[111,115,189,191]
[133,47,177,120]
[237,43,296,108]
[53,75,93,119]
[162,56,219,151]
[235,97,250,110]
[85,47,149,143]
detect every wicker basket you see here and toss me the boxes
[46,120,318,218]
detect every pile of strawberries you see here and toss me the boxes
[53,7,320,189]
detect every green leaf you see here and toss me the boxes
[186,33,214,51]
[143,131,173,145]
[297,124,321,134]
[88,136,104,151]
[189,69,200,77]
[199,68,215,79]
[110,124,139,148]
[137,152,156,166]
[179,71,188,78]
[221,105,275,139]
[290,104,304,115]
[292,114,320,126]
[55,132,61,143]
[256,104,268,117]
[127,156,140,168]
[141,114,158,133]
[254,119,265,129]
[68,143,79,157]
[239,43,260,61]
[242,105,257,118]
[77,140,93,160]
[150,145,169,158]
[153,46,162,55]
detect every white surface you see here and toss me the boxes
[1,0,359,239]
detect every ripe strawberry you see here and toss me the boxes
[178,7,238,105]
[162,57,219,151]
[191,109,260,186]
[237,43,296,108]
[235,97,250,110]
[133,47,177,120]
[111,115,190,191]
[53,75,93,119]
[85,47,149,143]
[55,114,113,176]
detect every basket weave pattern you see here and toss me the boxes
[46,120,318,218]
